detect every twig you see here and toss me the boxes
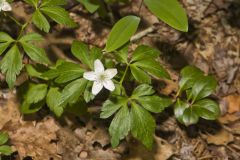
[198,155,215,160]
[226,145,240,157]
[87,106,101,113]
[138,0,144,15]
[47,37,73,45]
[130,26,155,42]
[50,45,76,63]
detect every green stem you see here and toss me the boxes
[119,64,129,86]
[4,12,22,27]
[17,18,32,40]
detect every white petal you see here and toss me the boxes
[92,81,103,95]
[2,2,12,11]
[83,71,96,81]
[94,59,104,73]
[104,69,117,80]
[103,80,115,91]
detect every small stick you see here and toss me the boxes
[130,26,155,42]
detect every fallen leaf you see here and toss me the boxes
[124,136,175,160]
[223,95,240,113]
[3,117,60,160]
[218,113,240,124]
[203,129,234,145]
[179,143,196,160]
[0,91,20,129]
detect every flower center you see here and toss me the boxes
[98,73,106,82]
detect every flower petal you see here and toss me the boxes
[1,2,12,11]
[103,80,115,91]
[94,59,104,73]
[92,81,103,95]
[104,69,117,80]
[83,71,96,81]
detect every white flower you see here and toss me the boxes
[83,59,118,95]
[0,0,12,12]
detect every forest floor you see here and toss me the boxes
[0,0,240,160]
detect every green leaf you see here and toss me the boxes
[105,16,140,52]
[83,81,95,103]
[25,64,47,80]
[179,66,204,92]
[21,42,51,65]
[0,133,8,145]
[174,99,189,124]
[19,33,43,42]
[71,40,92,68]
[90,46,102,64]
[130,64,151,84]
[0,45,23,88]
[137,96,172,113]
[59,79,88,106]
[131,45,160,62]
[130,102,155,149]
[41,66,62,79]
[130,45,170,82]
[25,84,48,104]
[46,87,64,117]
[32,10,50,32]
[0,42,11,55]
[40,6,76,27]
[144,0,188,32]
[77,0,99,13]
[132,84,154,97]
[134,59,170,79]
[20,100,45,114]
[0,32,13,55]
[100,97,128,119]
[115,43,129,64]
[42,62,84,83]
[190,75,217,102]
[24,0,39,7]
[0,32,14,42]
[95,0,107,18]
[0,145,12,156]
[111,83,127,96]
[193,99,220,120]
[182,107,199,126]
[54,63,84,83]
[41,0,66,7]
[109,105,130,147]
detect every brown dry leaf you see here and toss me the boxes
[203,129,234,146]
[3,117,60,160]
[218,95,240,124]
[0,91,20,129]
[73,121,121,160]
[224,95,240,114]
[124,136,175,160]
[160,79,178,96]
[218,113,240,124]
[228,122,240,135]
[0,90,60,159]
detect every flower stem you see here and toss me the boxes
[119,65,129,86]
